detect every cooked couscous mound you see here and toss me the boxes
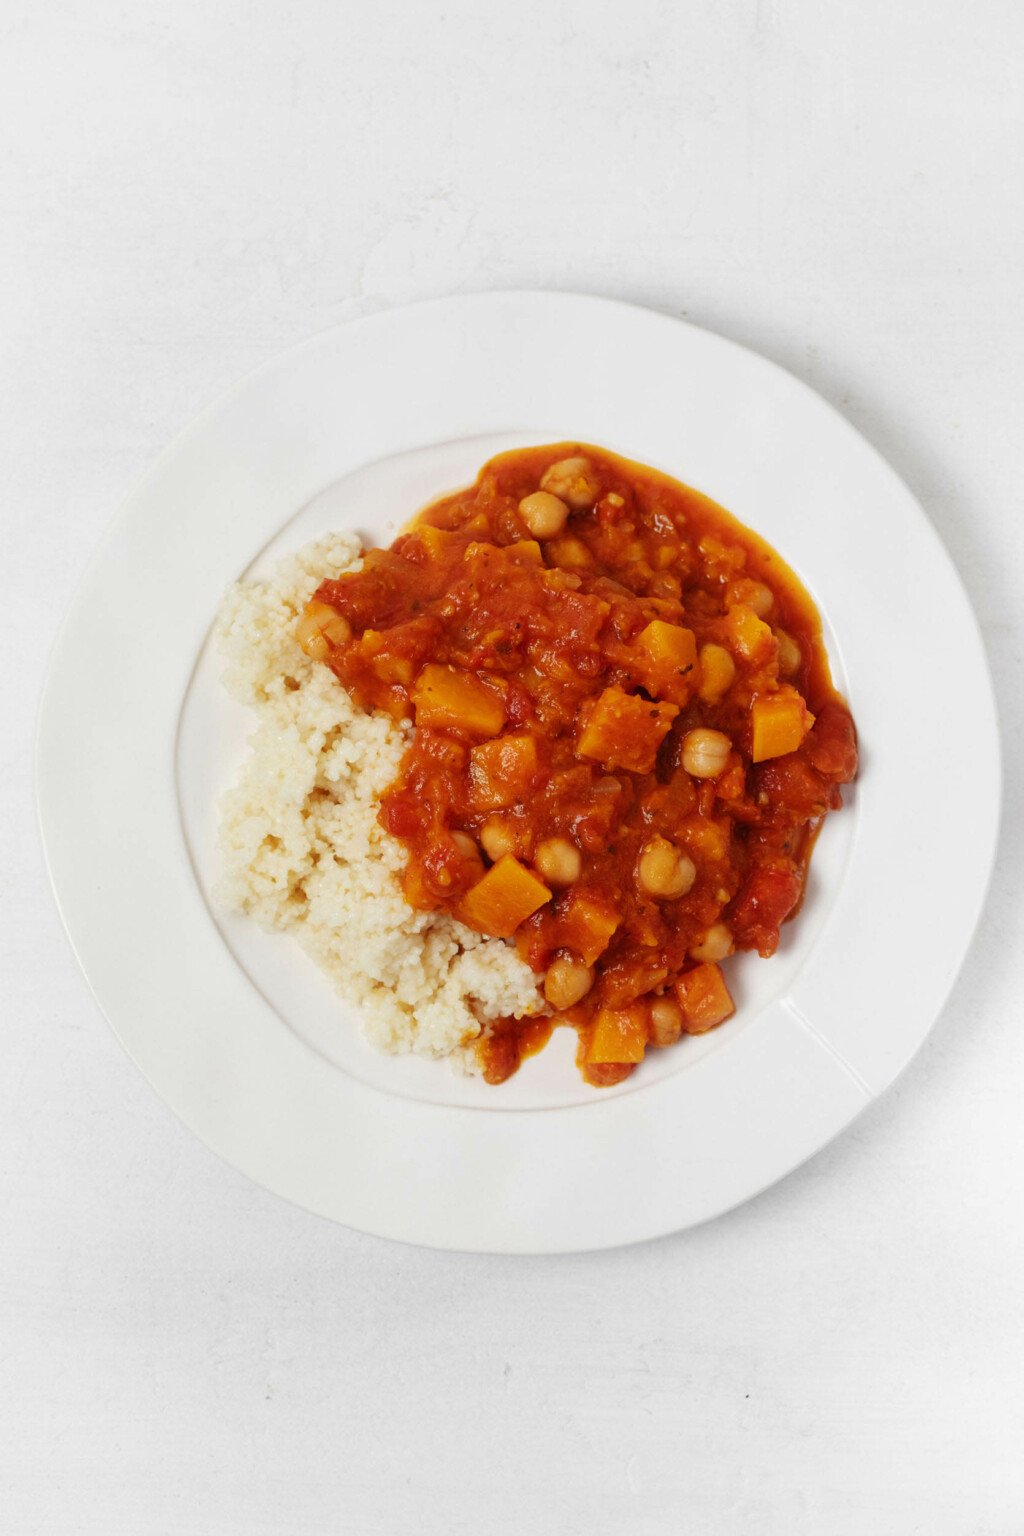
[215,533,542,1067]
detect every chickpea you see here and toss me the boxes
[518,490,569,540]
[746,582,774,617]
[775,629,802,676]
[544,954,595,1009]
[638,836,697,899]
[595,776,622,795]
[480,817,516,862]
[697,643,736,704]
[689,922,733,962]
[681,728,731,779]
[534,836,582,887]
[539,456,600,510]
[726,578,774,618]
[451,831,484,873]
[649,996,684,1048]
[296,599,352,659]
[298,629,329,663]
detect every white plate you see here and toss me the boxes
[37,292,1000,1252]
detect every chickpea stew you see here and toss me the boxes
[298,445,858,1087]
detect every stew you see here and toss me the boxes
[297,444,858,1086]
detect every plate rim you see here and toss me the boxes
[35,290,1002,1252]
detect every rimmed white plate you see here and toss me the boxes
[37,292,1000,1252]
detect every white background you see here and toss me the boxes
[2,2,1022,1531]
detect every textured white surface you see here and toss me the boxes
[2,1,1022,1531]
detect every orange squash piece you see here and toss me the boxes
[554,890,621,966]
[635,619,697,670]
[577,686,678,774]
[751,687,815,763]
[468,733,541,811]
[629,620,699,704]
[586,1004,649,1065]
[675,963,735,1034]
[411,664,506,739]
[458,855,552,938]
[726,603,773,662]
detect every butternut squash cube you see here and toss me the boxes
[547,535,593,569]
[586,1004,649,1065]
[368,649,414,685]
[577,686,678,774]
[636,619,697,672]
[554,890,621,965]
[751,688,815,762]
[675,963,735,1033]
[468,733,540,810]
[726,603,774,662]
[629,620,698,704]
[413,523,462,559]
[507,539,544,565]
[411,664,506,739]
[457,855,552,938]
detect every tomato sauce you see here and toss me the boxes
[301,444,858,1086]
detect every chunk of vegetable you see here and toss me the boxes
[555,890,621,965]
[577,686,678,774]
[503,538,544,565]
[468,732,540,810]
[636,619,697,668]
[675,962,735,1033]
[547,534,593,569]
[729,865,802,957]
[457,855,552,938]
[751,688,815,762]
[586,1004,649,1064]
[413,524,463,559]
[411,664,506,739]
[804,699,858,782]
[363,636,414,685]
[629,620,698,703]
[726,603,774,662]
[584,1063,636,1088]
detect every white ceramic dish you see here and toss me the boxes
[37,292,999,1252]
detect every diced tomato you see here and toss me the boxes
[804,700,858,783]
[753,757,830,820]
[379,792,425,840]
[729,865,803,957]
